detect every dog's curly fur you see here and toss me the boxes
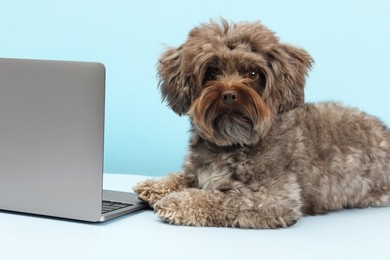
[134,19,390,228]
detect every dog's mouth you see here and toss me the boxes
[213,111,254,129]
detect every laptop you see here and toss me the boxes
[0,57,148,222]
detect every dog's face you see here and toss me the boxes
[158,19,313,146]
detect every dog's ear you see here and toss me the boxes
[266,44,313,114]
[157,45,192,116]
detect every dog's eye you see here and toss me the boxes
[246,69,259,80]
[203,67,219,84]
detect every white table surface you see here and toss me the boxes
[1,173,389,260]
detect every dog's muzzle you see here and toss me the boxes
[189,81,272,146]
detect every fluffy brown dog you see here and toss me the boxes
[134,19,390,228]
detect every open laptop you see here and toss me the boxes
[0,57,148,222]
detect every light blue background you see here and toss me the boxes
[1,0,389,176]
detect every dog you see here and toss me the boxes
[133,19,390,228]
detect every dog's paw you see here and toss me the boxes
[133,179,173,206]
[152,187,302,229]
[154,189,215,226]
[233,210,301,229]
[133,172,194,206]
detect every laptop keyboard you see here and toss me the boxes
[102,200,134,214]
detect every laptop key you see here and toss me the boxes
[102,200,134,214]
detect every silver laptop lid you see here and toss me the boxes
[0,58,105,221]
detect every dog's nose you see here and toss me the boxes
[221,90,238,106]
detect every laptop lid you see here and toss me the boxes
[0,58,105,222]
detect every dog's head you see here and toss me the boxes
[158,19,313,146]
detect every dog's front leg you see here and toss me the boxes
[133,172,195,206]
[154,188,302,228]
